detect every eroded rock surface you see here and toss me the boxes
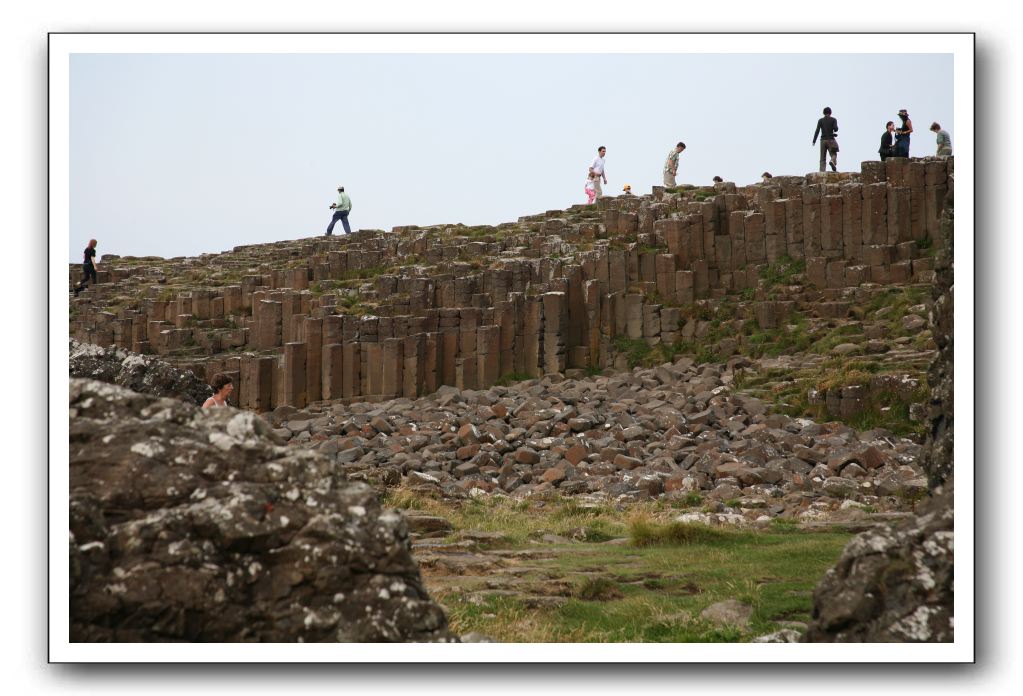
[69,378,454,642]
[69,339,212,406]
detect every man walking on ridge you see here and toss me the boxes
[663,142,686,188]
[588,146,607,199]
[326,185,352,236]
[812,106,839,172]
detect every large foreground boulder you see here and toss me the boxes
[69,378,454,642]
[69,339,212,405]
[802,484,953,642]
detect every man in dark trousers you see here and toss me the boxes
[879,121,896,161]
[812,106,839,172]
[326,185,352,236]
[73,239,99,296]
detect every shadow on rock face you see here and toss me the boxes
[69,378,455,643]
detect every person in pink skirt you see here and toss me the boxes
[584,172,597,204]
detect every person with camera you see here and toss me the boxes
[326,185,353,236]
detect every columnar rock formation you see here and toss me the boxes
[69,379,454,642]
[67,157,956,644]
[803,186,954,643]
[69,158,952,411]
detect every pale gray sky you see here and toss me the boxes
[69,52,952,261]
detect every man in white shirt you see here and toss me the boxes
[588,146,607,198]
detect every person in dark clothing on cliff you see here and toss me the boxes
[812,106,839,172]
[895,109,913,157]
[879,121,896,161]
[73,239,99,297]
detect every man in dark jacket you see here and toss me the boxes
[812,106,839,172]
[879,121,896,161]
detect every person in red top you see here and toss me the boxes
[73,239,99,297]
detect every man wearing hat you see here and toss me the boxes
[326,185,353,236]
[622,184,634,196]
[895,109,913,158]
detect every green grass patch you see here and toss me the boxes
[495,372,531,387]
[734,358,929,439]
[575,577,624,601]
[759,255,805,287]
[418,492,853,642]
[342,265,388,281]
[612,335,654,368]
[628,518,734,547]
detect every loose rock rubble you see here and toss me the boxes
[266,359,928,523]
[69,378,454,642]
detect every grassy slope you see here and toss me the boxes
[388,491,851,643]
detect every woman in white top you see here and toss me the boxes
[202,373,233,408]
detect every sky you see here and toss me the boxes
[69,51,953,261]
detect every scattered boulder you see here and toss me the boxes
[700,599,753,628]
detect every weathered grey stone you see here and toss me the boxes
[902,314,927,332]
[69,339,211,405]
[751,629,802,643]
[803,485,953,642]
[700,600,752,628]
[831,342,861,356]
